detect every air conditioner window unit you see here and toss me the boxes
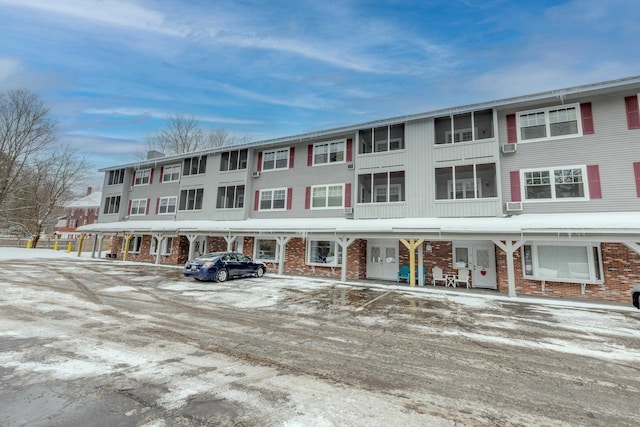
[347,163,355,169]
[344,207,353,214]
[501,143,517,154]
[252,171,260,178]
[505,201,523,212]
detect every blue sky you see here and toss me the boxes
[1,0,639,188]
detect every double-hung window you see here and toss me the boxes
[358,171,405,203]
[259,188,287,211]
[130,199,147,216]
[220,149,248,171]
[262,148,290,171]
[306,240,343,266]
[158,196,177,214]
[517,104,581,142]
[217,185,245,209]
[179,188,204,211]
[522,243,603,283]
[123,236,143,253]
[523,166,586,200]
[311,184,344,209]
[435,163,497,200]
[134,169,151,186]
[183,156,207,176]
[162,165,180,182]
[108,169,125,185]
[313,140,345,165]
[103,196,121,214]
[151,236,173,256]
[255,239,278,261]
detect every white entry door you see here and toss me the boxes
[367,240,399,281]
[453,241,497,289]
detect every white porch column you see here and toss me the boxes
[224,235,237,251]
[275,236,292,275]
[185,234,200,260]
[152,234,165,264]
[336,237,356,282]
[97,235,106,259]
[418,244,424,286]
[493,239,523,298]
[90,234,98,258]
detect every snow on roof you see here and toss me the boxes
[77,212,640,239]
[66,192,102,208]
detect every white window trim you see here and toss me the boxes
[123,236,143,254]
[259,187,288,211]
[158,196,177,215]
[134,168,151,186]
[521,242,603,284]
[162,164,181,183]
[262,148,291,171]
[310,183,344,209]
[130,199,147,216]
[178,188,204,211]
[254,238,279,262]
[312,139,346,166]
[516,103,583,143]
[521,164,589,202]
[306,239,343,267]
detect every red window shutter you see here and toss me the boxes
[506,114,517,143]
[586,165,602,199]
[148,169,153,184]
[286,188,293,210]
[127,200,132,215]
[345,183,352,207]
[634,162,640,198]
[289,147,295,168]
[510,171,521,202]
[257,152,263,172]
[305,186,311,209]
[159,167,164,183]
[254,191,260,211]
[307,145,313,166]
[625,96,640,129]
[155,198,160,215]
[580,103,594,135]
[346,138,353,162]
[146,198,150,214]
[131,171,136,186]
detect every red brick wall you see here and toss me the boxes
[495,242,640,303]
[109,234,183,265]
[281,238,367,280]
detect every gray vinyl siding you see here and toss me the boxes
[403,116,502,218]
[250,136,356,219]
[499,92,640,214]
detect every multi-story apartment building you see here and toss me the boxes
[79,76,640,303]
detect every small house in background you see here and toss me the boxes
[55,187,102,239]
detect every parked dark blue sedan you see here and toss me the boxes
[183,251,266,282]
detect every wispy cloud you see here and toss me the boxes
[85,107,261,126]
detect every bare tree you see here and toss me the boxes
[0,89,56,207]
[142,116,252,159]
[144,115,205,156]
[207,127,251,148]
[4,145,90,247]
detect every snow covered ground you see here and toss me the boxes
[1,247,639,426]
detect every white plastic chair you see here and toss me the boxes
[454,268,470,288]
[432,266,446,286]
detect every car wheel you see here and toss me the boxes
[256,267,265,278]
[216,269,228,282]
[633,292,640,309]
